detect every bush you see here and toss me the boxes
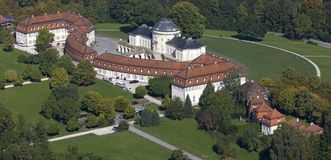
[25,55,40,64]
[123,105,135,119]
[17,55,27,63]
[66,118,80,132]
[135,86,147,98]
[86,114,99,128]
[4,70,17,83]
[29,68,43,82]
[139,103,160,127]
[14,75,23,86]
[3,44,13,52]
[97,114,108,127]
[0,82,5,89]
[47,121,60,136]
[117,121,129,132]
[114,96,130,112]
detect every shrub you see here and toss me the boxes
[114,96,130,112]
[14,75,24,86]
[4,70,17,83]
[135,86,147,98]
[25,55,40,64]
[66,118,80,132]
[87,114,99,128]
[117,121,129,132]
[3,44,13,52]
[47,121,60,136]
[123,105,135,119]
[29,68,43,82]
[17,55,27,63]
[0,82,5,89]
[139,103,160,127]
[97,114,108,127]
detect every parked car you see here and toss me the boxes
[129,80,139,84]
[115,82,126,88]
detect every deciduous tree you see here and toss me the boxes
[73,60,96,86]
[36,28,54,53]
[50,67,69,88]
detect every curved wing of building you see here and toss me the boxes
[16,12,96,61]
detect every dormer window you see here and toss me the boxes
[155,71,158,74]
[196,80,199,83]
[134,69,136,72]
[189,81,192,84]
[140,69,143,73]
[148,70,150,73]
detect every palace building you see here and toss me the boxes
[118,19,206,61]
[15,12,96,61]
[16,14,246,105]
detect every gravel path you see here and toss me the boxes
[129,125,202,160]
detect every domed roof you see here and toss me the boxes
[153,19,180,32]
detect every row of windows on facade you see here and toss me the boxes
[174,75,223,85]
[96,61,174,75]
[26,23,70,31]
[98,69,146,81]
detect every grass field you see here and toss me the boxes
[137,118,259,160]
[0,79,133,121]
[95,23,322,81]
[0,47,38,81]
[50,132,171,160]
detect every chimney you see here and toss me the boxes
[257,95,260,99]
[31,15,34,17]
[57,11,60,14]
[310,122,314,126]
[296,118,299,122]
[44,13,47,15]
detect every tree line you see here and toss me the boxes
[1,0,330,41]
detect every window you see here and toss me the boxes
[193,96,195,102]
[155,71,158,74]
[148,70,150,73]
[140,69,143,73]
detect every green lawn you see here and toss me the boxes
[50,132,171,160]
[0,47,38,81]
[137,118,259,160]
[95,23,129,40]
[0,79,133,121]
[200,36,315,80]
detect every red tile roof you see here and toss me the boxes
[0,15,5,21]
[263,109,284,119]
[305,123,323,135]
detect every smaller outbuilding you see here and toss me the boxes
[0,15,14,27]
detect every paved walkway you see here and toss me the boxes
[204,35,321,77]
[48,125,116,142]
[129,125,202,160]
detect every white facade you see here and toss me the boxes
[129,34,152,49]
[174,47,206,61]
[172,81,224,105]
[152,30,180,54]
[16,28,95,49]
[262,124,280,135]
[95,67,151,83]
[16,28,69,47]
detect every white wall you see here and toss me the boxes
[16,28,69,47]
[153,30,180,54]
[86,30,95,46]
[172,81,224,105]
[262,124,279,135]
[129,34,152,50]
[95,67,152,83]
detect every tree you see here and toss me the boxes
[114,96,130,112]
[14,74,24,86]
[4,69,17,82]
[57,54,75,75]
[139,103,160,127]
[73,60,96,86]
[0,103,14,135]
[268,125,313,160]
[86,114,99,128]
[0,27,14,52]
[169,1,205,38]
[183,95,194,118]
[320,111,331,159]
[51,84,79,101]
[118,121,129,131]
[99,97,116,121]
[237,127,260,152]
[293,13,313,39]
[148,75,172,97]
[46,121,60,136]
[36,28,54,53]
[214,133,236,159]
[50,67,69,88]
[237,15,267,40]
[169,149,188,160]
[123,105,135,119]
[166,97,185,120]
[135,85,147,98]
[199,82,214,107]
[22,65,42,82]
[86,0,109,23]
[54,98,80,124]
[66,118,80,132]
[81,91,103,115]
[39,48,59,76]
[160,95,172,110]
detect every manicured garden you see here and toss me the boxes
[0,47,38,81]
[0,79,133,121]
[50,132,171,160]
[95,23,325,81]
[137,118,259,160]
